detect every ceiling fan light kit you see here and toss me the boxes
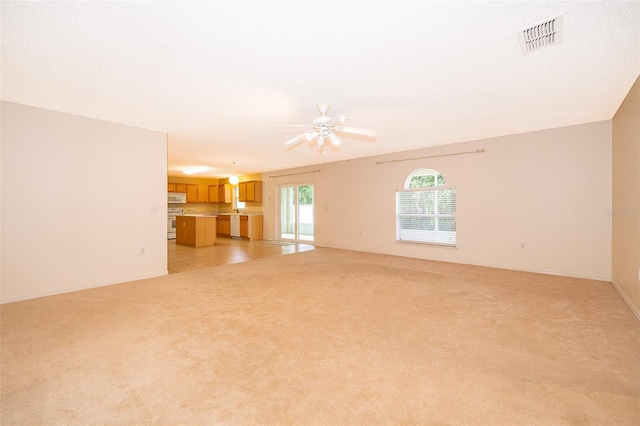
[283,103,376,154]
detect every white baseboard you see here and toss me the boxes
[611,280,640,323]
[0,271,169,304]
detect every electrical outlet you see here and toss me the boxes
[521,243,525,249]
[140,248,145,255]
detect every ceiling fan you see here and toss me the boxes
[281,103,376,153]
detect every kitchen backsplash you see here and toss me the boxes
[177,203,263,215]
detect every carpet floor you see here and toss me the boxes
[1,248,639,425]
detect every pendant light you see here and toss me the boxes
[228,160,239,185]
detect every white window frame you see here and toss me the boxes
[396,169,456,247]
[234,186,245,211]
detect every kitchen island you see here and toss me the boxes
[176,215,217,247]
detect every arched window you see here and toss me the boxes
[396,168,456,246]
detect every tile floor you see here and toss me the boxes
[168,237,315,274]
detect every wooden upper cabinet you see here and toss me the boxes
[170,181,215,202]
[238,182,247,201]
[218,184,232,204]
[208,185,219,203]
[239,180,262,202]
[248,181,262,202]
[186,184,198,203]
[197,184,209,202]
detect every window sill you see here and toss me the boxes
[395,240,457,249]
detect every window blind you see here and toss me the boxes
[396,187,457,246]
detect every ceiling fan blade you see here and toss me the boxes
[312,116,332,125]
[328,132,341,146]
[334,125,377,138]
[283,133,309,146]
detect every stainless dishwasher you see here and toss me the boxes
[230,214,241,237]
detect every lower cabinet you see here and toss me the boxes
[240,216,249,238]
[247,215,263,240]
[217,215,230,236]
[217,215,262,240]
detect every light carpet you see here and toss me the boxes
[1,248,639,425]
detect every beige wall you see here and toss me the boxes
[612,75,640,319]
[264,120,612,281]
[1,102,168,303]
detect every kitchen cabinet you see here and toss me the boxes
[175,183,187,193]
[247,215,263,240]
[216,214,262,240]
[186,184,198,203]
[239,180,262,202]
[168,183,176,192]
[217,215,230,236]
[240,215,249,238]
[208,185,219,203]
[176,215,217,247]
[197,184,209,202]
[218,184,232,204]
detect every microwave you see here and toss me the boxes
[168,192,187,204]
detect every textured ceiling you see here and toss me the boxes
[2,1,639,178]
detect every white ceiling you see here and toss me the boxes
[2,1,639,179]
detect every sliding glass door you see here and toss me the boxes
[279,184,314,243]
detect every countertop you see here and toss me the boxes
[216,212,263,216]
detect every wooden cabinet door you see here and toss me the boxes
[218,184,232,204]
[238,181,262,202]
[197,184,209,202]
[186,184,198,203]
[217,216,230,235]
[248,215,263,240]
[238,182,247,202]
[168,183,176,192]
[247,181,262,202]
[208,185,219,203]
[240,215,249,238]
[176,216,195,246]
[175,183,186,193]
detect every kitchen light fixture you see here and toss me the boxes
[183,166,209,175]
[228,175,239,185]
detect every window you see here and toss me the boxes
[234,187,245,211]
[396,168,456,246]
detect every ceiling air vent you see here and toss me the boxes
[517,14,563,54]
